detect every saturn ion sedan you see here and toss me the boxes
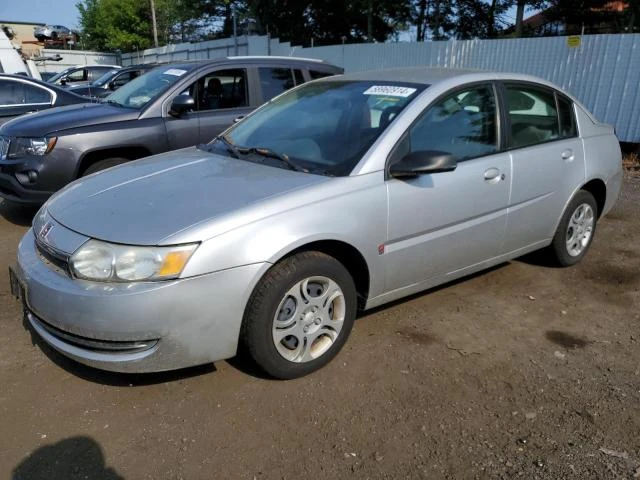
[10,67,622,379]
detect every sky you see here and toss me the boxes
[0,0,80,28]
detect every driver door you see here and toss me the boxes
[385,83,511,291]
[164,68,253,150]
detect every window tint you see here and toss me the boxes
[506,85,559,148]
[557,95,577,138]
[111,71,136,88]
[293,69,304,86]
[0,80,23,105]
[24,84,51,103]
[309,70,333,80]
[66,69,86,82]
[408,85,498,161]
[258,67,295,101]
[183,68,248,112]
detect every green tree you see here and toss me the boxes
[77,0,152,51]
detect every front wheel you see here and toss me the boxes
[549,190,597,266]
[240,251,357,379]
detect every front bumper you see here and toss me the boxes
[0,146,79,205]
[15,229,268,373]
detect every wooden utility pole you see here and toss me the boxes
[150,0,159,47]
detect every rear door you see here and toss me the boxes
[499,82,585,254]
[163,67,253,148]
[0,79,52,124]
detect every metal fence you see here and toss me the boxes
[38,49,119,75]
[55,34,640,142]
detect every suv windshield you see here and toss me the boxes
[92,69,120,87]
[221,80,426,176]
[105,65,193,109]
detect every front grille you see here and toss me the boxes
[29,311,159,354]
[35,239,70,275]
[0,136,10,160]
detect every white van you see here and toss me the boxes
[0,29,41,79]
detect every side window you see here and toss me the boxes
[66,69,86,83]
[258,67,295,101]
[111,72,133,88]
[184,68,248,112]
[309,70,333,80]
[408,84,498,161]
[293,69,305,86]
[505,85,559,148]
[0,80,26,105]
[24,84,51,104]
[557,95,577,138]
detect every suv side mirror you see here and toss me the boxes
[389,150,457,178]
[169,94,195,117]
[107,81,116,91]
[60,78,67,86]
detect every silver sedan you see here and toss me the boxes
[11,68,622,379]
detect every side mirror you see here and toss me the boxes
[169,94,195,117]
[389,150,457,178]
[107,81,116,91]
[60,78,67,86]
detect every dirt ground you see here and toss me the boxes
[1,176,639,480]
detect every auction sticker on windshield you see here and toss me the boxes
[164,69,187,77]
[363,85,417,97]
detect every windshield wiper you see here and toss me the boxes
[215,135,242,159]
[245,147,307,173]
[100,99,123,107]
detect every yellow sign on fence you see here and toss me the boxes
[567,36,581,48]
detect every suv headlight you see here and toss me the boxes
[8,137,57,158]
[69,239,198,282]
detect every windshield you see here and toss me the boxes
[104,65,193,109]
[92,69,120,87]
[221,80,426,176]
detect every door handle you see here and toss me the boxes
[233,115,246,123]
[483,168,502,183]
[561,149,574,161]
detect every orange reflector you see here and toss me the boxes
[158,250,192,277]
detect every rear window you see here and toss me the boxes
[258,67,295,101]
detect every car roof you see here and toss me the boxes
[325,66,564,90]
[148,56,342,71]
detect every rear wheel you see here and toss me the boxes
[82,157,128,176]
[549,190,597,266]
[240,251,357,379]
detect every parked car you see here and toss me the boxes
[47,65,120,87]
[9,68,622,379]
[0,73,91,126]
[37,72,58,82]
[34,25,73,41]
[66,64,158,99]
[0,56,342,204]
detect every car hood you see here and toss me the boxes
[47,147,331,245]
[0,103,138,136]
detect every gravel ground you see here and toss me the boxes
[0,176,638,480]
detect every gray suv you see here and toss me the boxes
[0,57,342,205]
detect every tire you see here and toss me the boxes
[82,157,128,176]
[549,190,598,267]
[240,251,357,379]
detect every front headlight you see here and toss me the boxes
[69,239,198,282]
[8,137,57,158]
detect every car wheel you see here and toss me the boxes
[82,157,128,176]
[549,190,597,266]
[241,251,357,379]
